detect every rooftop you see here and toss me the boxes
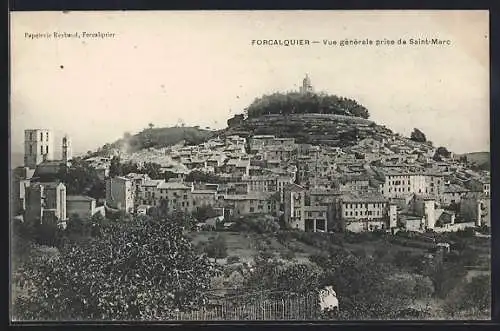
[142,179,165,187]
[67,195,95,202]
[304,205,329,211]
[443,184,469,194]
[223,192,274,200]
[341,191,387,203]
[157,182,192,190]
[284,183,306,192]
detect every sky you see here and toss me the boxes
[10,10,489,156]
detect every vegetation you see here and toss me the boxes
[204,235,228,262]
[108,156,163,180]
[245,92,370,119]
[233,215,281,234]
[13,214,220,320]
[58,159,105,199]
[410,128,427,143]
[192,205,219,222]
[104,127,214,154]
[458,152,490,171]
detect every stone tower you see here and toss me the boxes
[62,134,72,165]
[300,74,314,94]
[24,129,54,169]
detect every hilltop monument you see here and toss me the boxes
[299,74,314,94]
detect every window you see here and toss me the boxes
[250,207,255,212]
[355,211,358,216]
[29,145,32,154]
[46,133,49,141]
[40,133,43,141]
[46,146,49,154]
[350,211,353,216]
[40,146,43,154]
[29,132,33,140]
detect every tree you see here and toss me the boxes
[410,128,427,143]
[313,250,421,320]
[109,156,122,178]
[435,146,452,158]
[204,235,227,262]
[192,205,219,222]
[243,257,322,297]
[58,159,105,199]
[148,123,154,130]
[14,216,220,320]
[245,92,370,120]
[446,275,491,317]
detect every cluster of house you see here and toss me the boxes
[11,129,105,227]
[11,129,490,234]
[102,133,490,234]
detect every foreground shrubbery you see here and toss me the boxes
[13,215,220,321]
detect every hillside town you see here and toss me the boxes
[12,84,490,236]
[11,76,491,320]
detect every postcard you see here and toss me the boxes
[10,10,490,321]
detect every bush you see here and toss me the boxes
[14,216,220,320]
[227,256,241,264]
[393,250,412,268]
[204,235,228,262]
[259,251,274,261]
[280,250,296,260]
[373,247,388,261]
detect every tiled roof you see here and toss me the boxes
[143,179,165,187]
[341,192,387,203]
[157,182,191,190]
[284,183,305,192]
[443,184,469,193]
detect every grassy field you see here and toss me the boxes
[187,231,431,266]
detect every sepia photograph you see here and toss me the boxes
[9,10,491,321]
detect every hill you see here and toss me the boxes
[100,126,216,154]
[245,92,370,119]
[224,113,393,147]
[458,152,490,171]
[221,91,395,147]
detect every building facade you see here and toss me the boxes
[337,193,388,232]
[25,182,67,225]
[24,129,54,169]
[105,176,135,213]
[66,195,98,220]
